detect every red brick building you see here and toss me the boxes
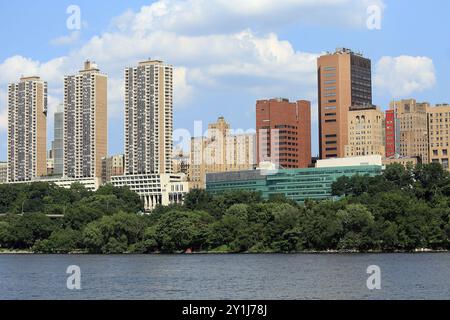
[256,98,311,168]
[385,109,397,157]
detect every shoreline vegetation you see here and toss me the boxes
[0,163,450,254]
[0,248,448,255]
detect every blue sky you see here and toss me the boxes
[1,0,449,161]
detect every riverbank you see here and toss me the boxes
[0,248,448,254]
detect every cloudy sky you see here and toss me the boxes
[0,0,448,160]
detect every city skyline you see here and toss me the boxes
[1,0,449,161]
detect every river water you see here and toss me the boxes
[0,253,449,300]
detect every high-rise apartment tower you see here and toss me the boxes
[124,60,173,175]
[7,76,47,182]
[63,61,107,179]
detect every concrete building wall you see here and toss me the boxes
[316,155,382,168]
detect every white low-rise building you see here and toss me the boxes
[1,176,101,191]
[111,173,189,211]
[316,155,383,168]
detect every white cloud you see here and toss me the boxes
[50,31,81,46]
[374,56,436,97]
[113,0,385,35]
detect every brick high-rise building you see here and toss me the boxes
[64,61,107,179]
[124,60,173,175]
[318,48,372,159]
[256,98,311,169]
[7,76,47,182]
[390,99,429,163]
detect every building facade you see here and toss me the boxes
[172,150,190,179]
[256,98,311,169]
[206,161,382,203]
[427,104,450,170]
[64,61,107,179]
[101,154,125,183]
[7,76,47,182]
[190,117,256,189]
[0,162,7,183]
[345,105,385,157]
[53,104,64,175]
[390,99,429,163]
[385,109,400,158]
[317,48,372,159]
[383,155,420,168]
[111,173,189,211]
[124,60,173,175]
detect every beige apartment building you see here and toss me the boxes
[101,154,125,183]
[427,103,450,170]
[390,99,429,163]
[345,105,385,157]
[0,162,8,183]
[64,61,107,179]
[318,48,372,159]
[190,117,256,189]
[7,76,47,182]
[124,60,173,175]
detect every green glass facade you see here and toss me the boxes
[206,165,382,203]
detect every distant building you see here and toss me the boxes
[47,150,54,176]
[64,61,107,179]
[345,105,385,158]
[101,154,125,184]
[53,104,64,175]
[390,99,429,163]
[206,157,382,204]
[190,117,256,189]
[383,155,420,168]
[7,76,48,182]
[256,98,311,169]
[427,103,450,170]
[318,48,372,159]
[0,162,7,183]
[172,151,190,179]
[111,173,189,211]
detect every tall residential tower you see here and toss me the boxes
[317,48,372,159]
[63,61,107,179]
[7,76,47,182]
[124,60,173,175]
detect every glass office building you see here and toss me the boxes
[206,165,382,203]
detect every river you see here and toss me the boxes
[0,253,449,299]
